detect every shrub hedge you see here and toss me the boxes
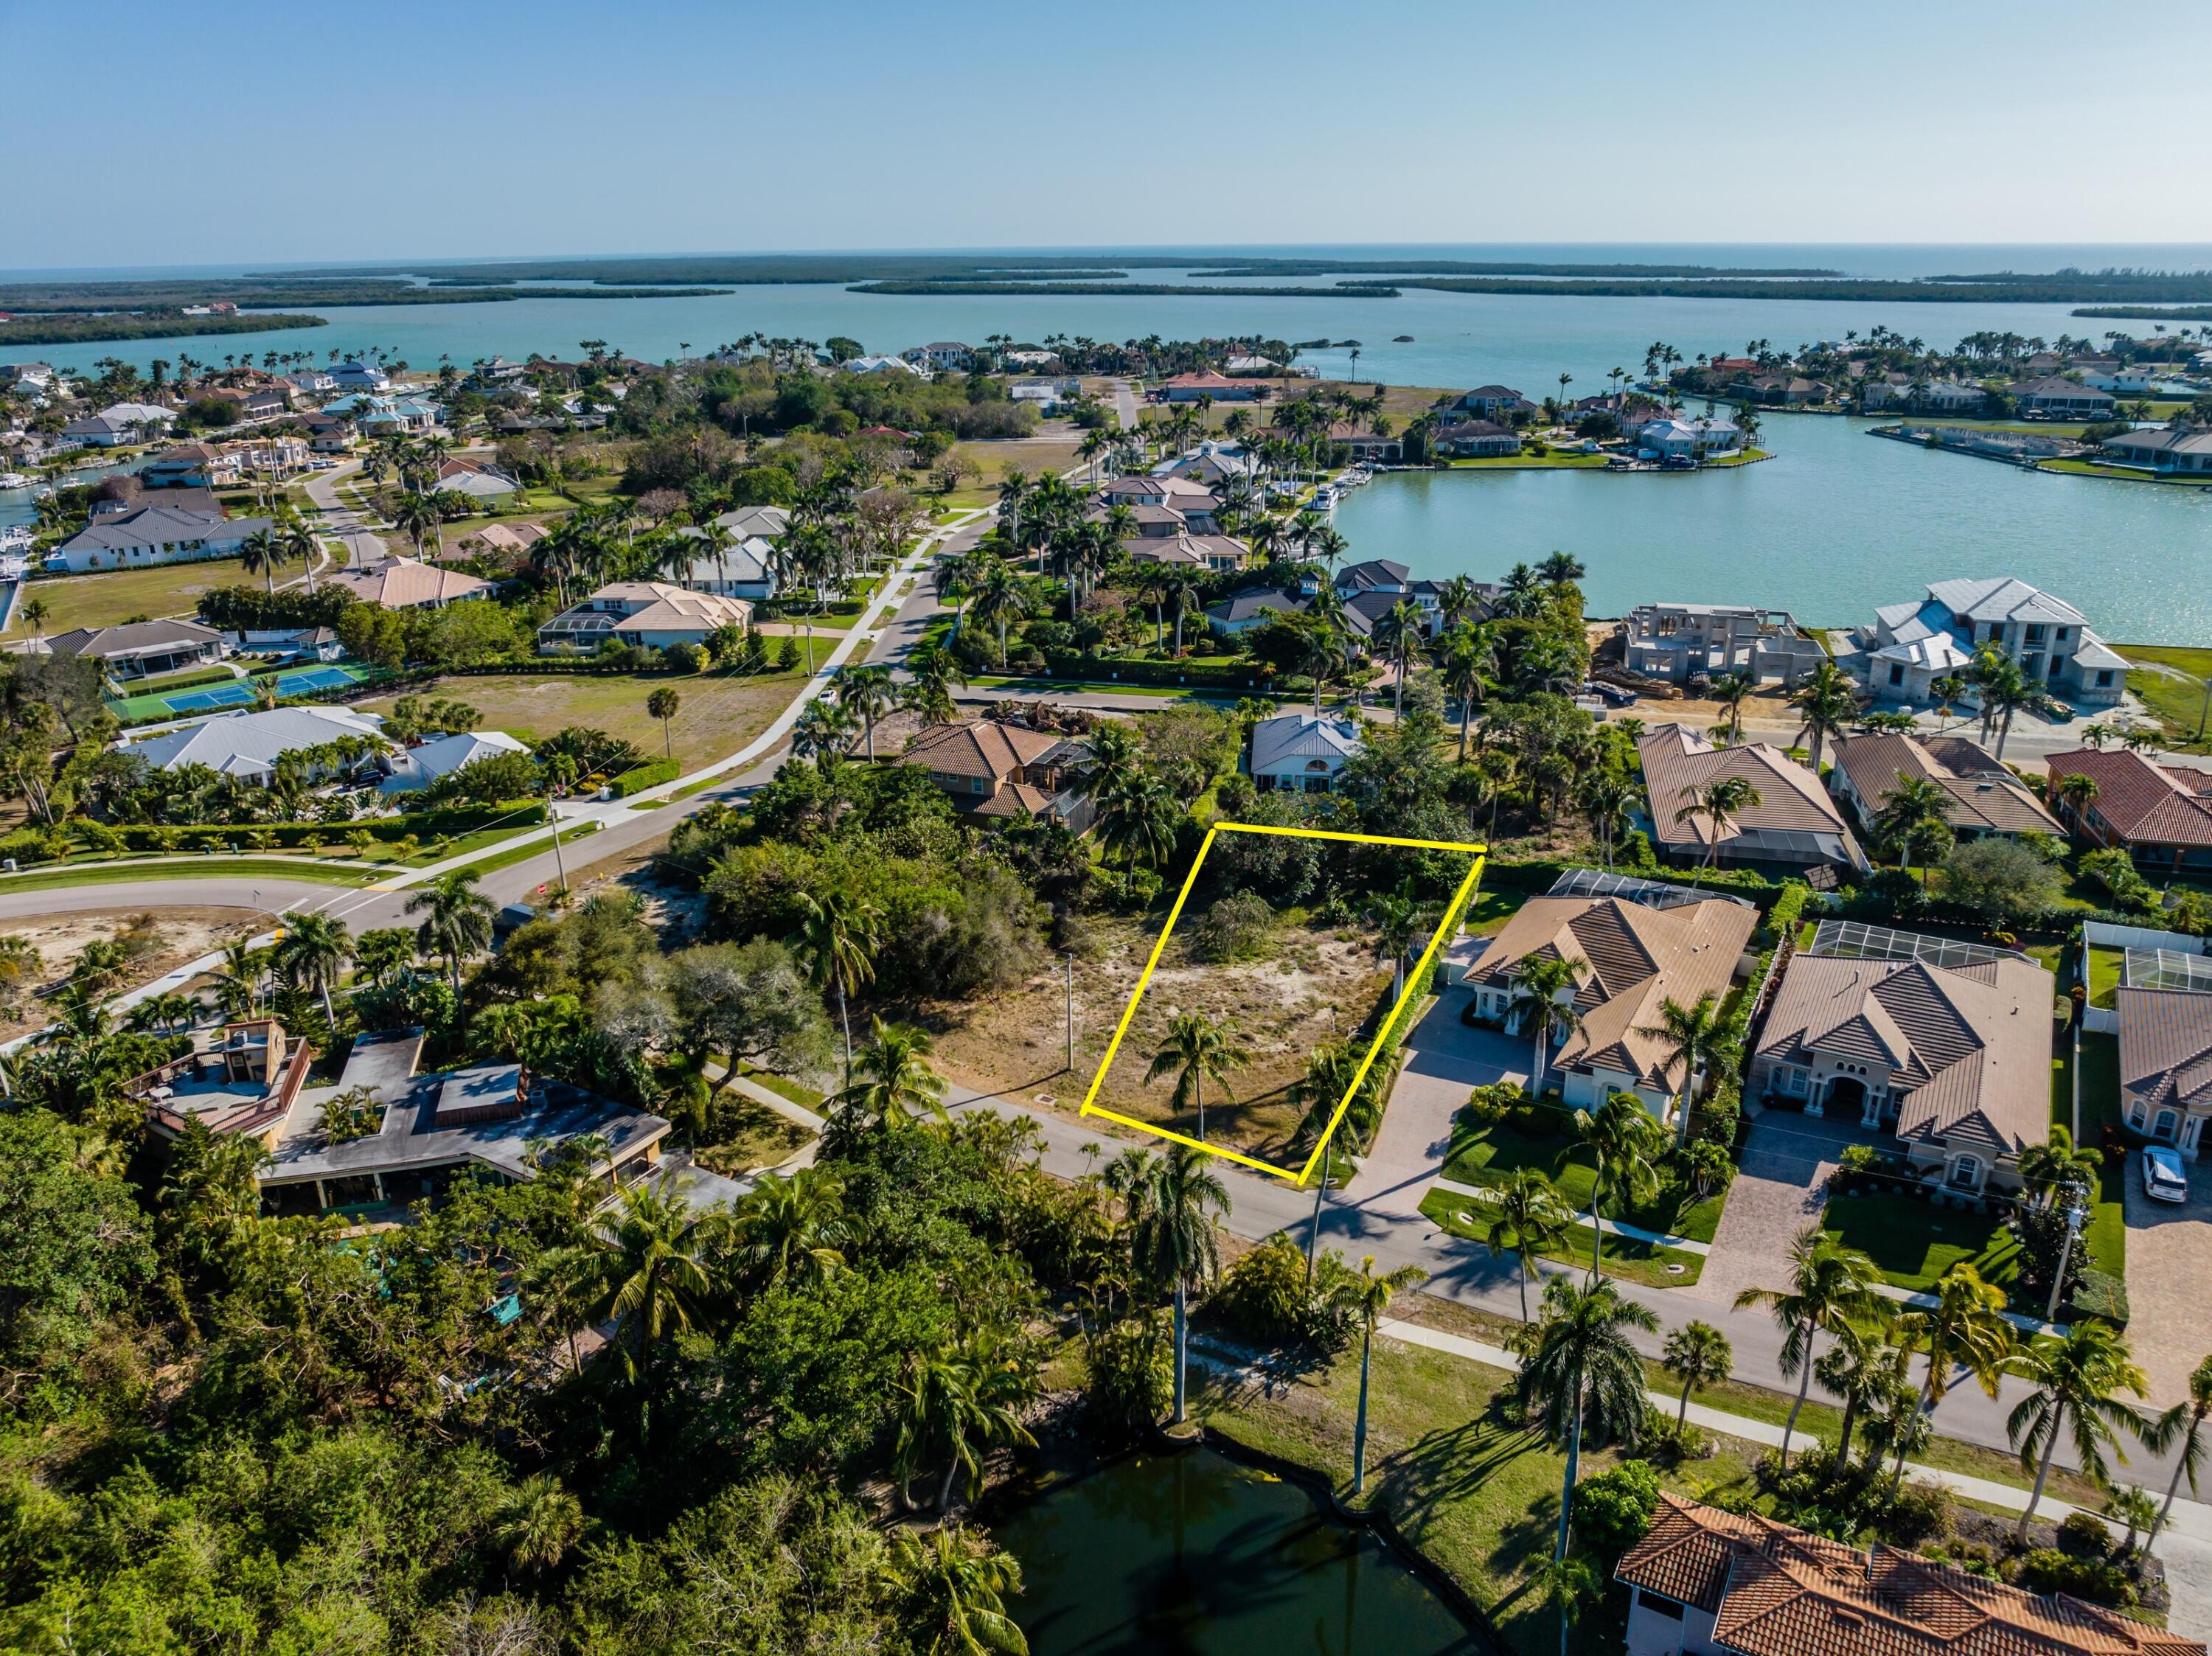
[1039,649,1277,691]
[608,759,681,798]
[0,801,545,867]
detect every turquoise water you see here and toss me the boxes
[1334,414,2212,643]
[989,1449,1486,1655]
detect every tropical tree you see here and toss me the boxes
[828,1016,950,1130]
[1375,599,1425,717]
[2145,1352,2212,1547]
[1437,622,1497,762]
[1790,660,1862,772]
[1094,773,1181,870]
[1707,672,1754,745]
[1364,886,1420,1002]
[891,1526,1032,1656]
[791,697,857,770]
[790,888,883,1078]
[1733,1225,1882,1468]
[646,686,681,760]
[1481,1167,1575,1322]
[1144,1011,1248,1142]
[2006,1321,2149,1542]
[16,596,49,647]
[2052,771,2101,832]
[406,869,495,992]
[1872,774,1955,887]
[731,1166,854,1288]
[967,553,1031,661]
[1509,952,1584,1094]
[549,1183,719,1394]
[1128,1144,1229,1425]
[894,1335,1038,1514]
[1323,1255,1427,1494]
[1675,774,1761,888]
[1517,1276,1658,1578]
[1579,770,1641,872]
[1575,1092,1663,1281]
[272,908,352,1027]
[2016,1124,2100,1209]
[834,664,899,759]
[1635,991,1737,1148]
[1661,1321,1733,1430]
[491,1474,585,1576]
[238,526,288,596]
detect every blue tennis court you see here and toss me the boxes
[159,664,363,714]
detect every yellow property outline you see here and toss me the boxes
[1079,822,1487,1187]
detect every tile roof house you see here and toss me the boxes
[1829,731,2062,839]
[326,555,493,610]
[1204,586,1310,635]
[1617,1492,2202,1656]
[2118,987,2212,1158]
[1249,711,1362,794]
[538,582,752,654]
[1119,531,1253,573]
[710,504,791,541]
[2100,425,2212,476]
[1637,723,1868,877]
[44,617,228,680]
[1161,369,1260,402]
[1435,418,1522,456]
[1638,416,1743,459]
[2011,375,2115,416]
[1750,942,2053,1189]
[63,402,178,447]
[124,705,389,784]
[675,535,779,599]
[1462,892,1759,1118]
[55,506,270,574]
[457,521,547,557]
[895,720,1093,827]
[1439,385,1535,420]
[2045,748,2212,874]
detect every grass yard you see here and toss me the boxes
[358,667,807,776]
[1441,1113,1725,1242]
[1421,1188,1705,1289]
[937,434,1088,506]
[0,857,385,895]
[2121,644,2212,747]
[19,557,264,633]
[2040,458,2212,486]
[1821,1190,2021,1295]
[692,1092,813,1177]
[2088,944,2124,1009]
[1443,451,1610,470]
[737,1062,827,1110]
[1463,888,1526,937]
[2062,1032,2128,1282]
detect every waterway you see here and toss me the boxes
[988,1447,1485,1655]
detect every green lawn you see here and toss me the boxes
[456,820,599,878]
[1443,452,1610,470]
[1441,1115,1725,1242]
[1464,888,1526,937]
[2121,644,2212,747]
[2039,458,2212,486]
[1821,1191,2022,1295]
[2065,1033,2128,1283]
[737,1062,827,1110]
[1422,1188,1705,1289]
[2088,944,2124,1009]
[0,857,385,894]
[19,557,265,633]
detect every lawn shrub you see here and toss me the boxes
[1189,892,1275,963]
[2070,1266,2130,1326]
[1573,1460,1661,1556]
[2014,1548,2134,1607]
[608,758,681,798]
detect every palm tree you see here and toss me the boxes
[17,596,49,650]
[1364,886,1421,1002]
[791,889,882,1078]
[1973,650,2036,759]
[1580,771,1641,872]
[1790,660,1862,772]
[279,521,320,591]
[645,686,681,759]
[1872,774,1955,888]
[2015,1124,2100,1209]
[1375,599,1425,717]
[791,697,857,770]
[1708,672,1753,745]
[829,1016,949,1130]
[2051,771,2100,833]
[1815,1317,1910,1464]
[891,1526,1031,1656]
[835,664,898,759]
[1575,1092,1663,1281]
[212,935,267,1020]
[1437,623,1497,762]
[391,490,442,559]
[492,1474,585,1576]
[2145,1352,2212,1546]
[1129,1144,1229,1425]
[553,1183,719,1391]
[238,526,287,596]
[1509,952,1583,1094]
[273,908,351,1028]
[1662,1321,1733,1430]
[2006,1321,2149,1542]
[1482,1168,1575,1322]
[1636,991,1737,1147]
[731,1166,854,1287]
[1537,550,1585,588]
[1733,1224,1881,1469]
[1517,1276,1658,1581]
[1675,774,1761,888]
[406,869,494,992]
[1323,1255,1427,1494]
[1094,773,1181,871]
[1891,1262,2014,1471]
[1144,1011,1248,1142]
[967,553,1030,662]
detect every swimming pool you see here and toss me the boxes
[156,664,363,714]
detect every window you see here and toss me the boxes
[1781,1066,1808,1096]
[1950,1156,1980,1189]
[2096,670,2114,688]
[1888,664,1905,686]
[1635,1591,1685,1622]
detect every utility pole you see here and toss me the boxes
[1305,1139,1332,1290]
[2196,672,2211,744]
[2048,1183,2086,1325]
[549,810,567,897]
[1063,952,1074,1072]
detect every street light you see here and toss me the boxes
[2048,1180,2087,1325]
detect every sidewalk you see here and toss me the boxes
[1429,1176,1711,1254]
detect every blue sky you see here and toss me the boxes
[6,0,2208,268]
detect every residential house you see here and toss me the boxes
[1615,1492,2199,1656]
[840,355,923,378]
[287,369,338,394]
[1324,422,1402,462]
[256,1029,695,1217]
[2045,748,2212,874]
[1569,392,1672,430]
[1638,416,1743,459]
[44,617,229,679]
[902,341,973,372]
[2118,987,2212,1157]
[1864,577,2129,707]
[2099,425,2212,476]
[1204,586,1310,636]
[326,556,493,610]
[894,720,1093,827]
[1249,711,1362,793]
[1157,441,1262,487]
[457,521,546,559]
[1461,887,1760,1119]
[710,504,791,541]
[226,433,311,478]
[359,397,439,435]
[538,582,752,654]
[429,457,521,501]
[2011,375,2115,417]
[91,487,220,519]
[675,535,779,600]
[54,506,271,573]
[1119,532,1253,573]
[327,358,391,392]
[124,705,389,784]
[1750,935,2054,1191]
[304,414,354,453]
[2080,364,2159,394]
[379,729,532,795]
[1621,602,1823,686]
[141,442,225,488]
[1829,731,2062,839]
[1637,723,1868,877]
[0,363,57,394]
[63,403,178,447]
[1439,385,1535,420]
[1161,370,1260,403]
[1435,418,1522,457]
[234,625,344,663]
[1738,372,1832,405]
[128,1020,316,1150]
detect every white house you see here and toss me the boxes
[62,403,178,448]
[55,507,271,573]
[1637,416,1742,459]
[327,359,392,392]
[1863,576,2129,708]
[378,729,532,795]
[902,341,973,372]
[287,369,338,394]
[2080,365,2158,394]
[125,706,388,785]
[710,504,790,541]
[841,355,923,378]
[538,582,752,654]
[1249,712,1360,793]
[675,535,779,601]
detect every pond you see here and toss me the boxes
[990,1447,1489,1655]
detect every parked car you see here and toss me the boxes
[2143,1144,2190,1205]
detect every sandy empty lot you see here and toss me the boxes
[0,905,254,1040]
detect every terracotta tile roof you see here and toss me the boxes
[1621,1496,2205,1656]
[2118,987,2212,1115]
[899,720,1062,782]
[324,556,492,609]
[1833,732,2061,837]
[1756,953,2054,1154]
[2046,749,2212,849]
[1463,894,1758,1090]
[1638,723,1866,869]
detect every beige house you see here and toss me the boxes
[896,720,1093,827]
[1829,731,2062,840]
[1637,723,1868,877]
[325,555,493,609]
[2117,987,2212,1157]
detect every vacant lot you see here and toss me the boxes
[18,557,265,633]
[2122,644,2212,747]
[939,431,1087,506]
[359,665,807,775]
[0,905,249,1043]
[924,908,1390,1164]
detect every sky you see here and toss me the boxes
[6,0,2210,270]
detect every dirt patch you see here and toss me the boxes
[0,905,256,1041]
[921,912,1389,1164]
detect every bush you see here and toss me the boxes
[2014,1548,2134,1607]
[1039,649,1275,691]
[1933,837,2065,922]
[1574,1461,1661,1556]
[1083,1313,1172,1442]
[1461,1081,1528,1129]
[1189,892,1275,962]
[608,758,681,798]
[1211,1235,1320,1345]
[2070,1266,2131,1326]
[2056,1511,2112,1558]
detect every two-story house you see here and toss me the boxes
[894,720,1093,827]
[2045,748,2212,874]
[1622,602,1825,686]
[1862,577,2128,707]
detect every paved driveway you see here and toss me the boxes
[1343,996,1526,1222]
[1693,1112,1860,1307]
[2125,1151,2212,1405]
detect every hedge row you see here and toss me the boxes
[0,801,546,864]
[1039,650,1277,691]
[608,759,680,798]
[1479,855,1791,906]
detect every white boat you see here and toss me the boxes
[0,473,34,490]
[1307,487,1338,511]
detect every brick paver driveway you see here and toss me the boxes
[2125,1151,2212,1406]
[1693,1113,1866,1307]
[1343,998,1528,1223]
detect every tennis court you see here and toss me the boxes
[151,664,365,716]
